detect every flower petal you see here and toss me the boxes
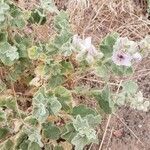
[83,37,92,49]
[88,45,98,56]
[112,51,132,67]
[132,52,142,61]
[73,34,82,48]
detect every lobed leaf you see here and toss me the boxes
[100,33,118,58]
[92,86,115,114]
[42,122,60,140]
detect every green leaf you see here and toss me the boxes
[54,145,63,150]
[115,93,126,106]
[33,87,48,104]
[47,75,65,88]
[0,96,18,113]
[44,60,62,76]
[0,139,14,150]
[11,16,26,29]
[0,109,6,122]
[84,114,101,128]
[42,122,60,140]
[61,40,73,56]
[9,4,22,18]
[14,35,31,58]
[122,81,138,94]
[0,43,19,66]
[124,67,134,75]
[0,127,9,140]
[72,105,97,117]
[93,86,114,114]
[28,9,46,25]
[27,46,41,60]
[32,103,49,123]
[15,132,29,150]
[0,14,5,23]
[95,65,109,78]
[23,126,43,147]
[33,88,62,122]
[24,116,38,126]
[19,140,30,150]
[0,79,6,93]
[54,29,72,48]
[100,33,118,58]
[32,88,49,122]
[0,3,10,11]
[28,142,41,150]
[47,96,62,115]
[110,63,125,76]
[0,2,10,23]
[0,32,7,43]
[55,86,72,112]
[72,116,98,149]
[61,61,74,74]
[54,11,70,31]
[61,123,77,142]
[71,133,93,150]
[73,115,89,131]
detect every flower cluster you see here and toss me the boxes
[72,35,147,67]
[73,35,103,64]
[112,37,142,67]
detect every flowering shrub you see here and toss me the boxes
[0,1,149,150]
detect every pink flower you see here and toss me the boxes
[112,51,132,67]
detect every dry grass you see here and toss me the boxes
[66,0,150,42]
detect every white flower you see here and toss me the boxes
[81,37,99,57]
[132,52,142,61]
[73,34,82,48]
[73,35,103,64]
[136,91,143,102]
[112,50,132,67]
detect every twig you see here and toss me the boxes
[106,127,114,150]
[99,114,112,150]
[80,77,120,86]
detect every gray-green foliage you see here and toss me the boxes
[0,2,9,23]
[92,86,115,114]
[0,43,19,66]
[0,1,149,150]
[71,115,101,150]
[32,87,62,122]
[115,81,150,111]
